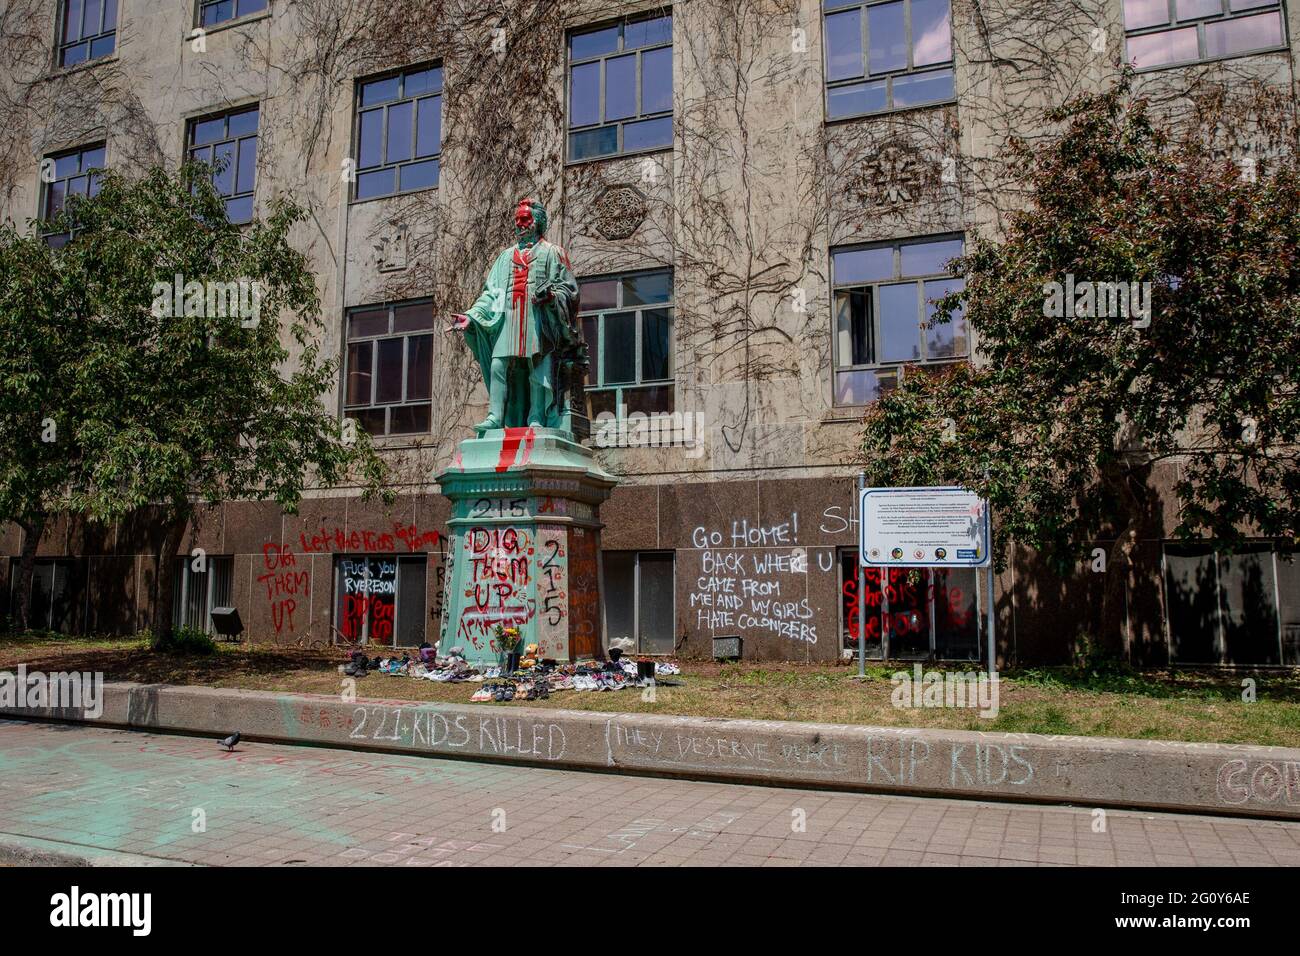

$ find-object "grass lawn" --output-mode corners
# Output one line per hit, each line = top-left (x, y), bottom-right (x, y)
(3, 631), (1300, 747)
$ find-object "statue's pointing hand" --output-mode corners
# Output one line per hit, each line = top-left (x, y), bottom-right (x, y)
(446, 313), (470, 333)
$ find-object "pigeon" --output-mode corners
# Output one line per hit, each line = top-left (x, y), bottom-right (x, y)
(218, 732), (241, 752)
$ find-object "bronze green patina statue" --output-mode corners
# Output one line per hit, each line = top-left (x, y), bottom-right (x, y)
(449, 197), (584, 435)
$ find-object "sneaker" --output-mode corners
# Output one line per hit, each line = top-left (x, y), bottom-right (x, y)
(470, 687), (492, 702)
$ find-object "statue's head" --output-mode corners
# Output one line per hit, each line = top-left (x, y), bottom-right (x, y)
(514, 197), (547, 243)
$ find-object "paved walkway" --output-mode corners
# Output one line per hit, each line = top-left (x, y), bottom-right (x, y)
(2, 719), (1298, 866)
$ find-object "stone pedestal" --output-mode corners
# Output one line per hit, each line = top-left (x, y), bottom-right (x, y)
(435, 426), (616, 667)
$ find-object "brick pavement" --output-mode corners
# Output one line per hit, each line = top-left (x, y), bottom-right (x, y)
(1, 719), (1297, 866)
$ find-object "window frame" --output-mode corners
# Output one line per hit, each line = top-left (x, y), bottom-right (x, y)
(186, 103), (260, 225)
(55, 0), (118, 69)
(830, 233), (967, 407)
(341, 298), (436, 438)
(1123, 0), (1288, 71)
(578, 268), (675, 413)
(350, 63), (444, 203)
(333, 553), (427, 647)
(603, 549), (676, 655)
(39, 142), (106, 247)
(172, 554), (234, 635)
(565, 11), (674, 163)
(194, 0), (269, 29)
(821, 0), (957, 122)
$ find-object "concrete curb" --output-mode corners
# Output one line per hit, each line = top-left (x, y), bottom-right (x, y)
(3, 681), (1300, 820)
(0, 832), (194, 867)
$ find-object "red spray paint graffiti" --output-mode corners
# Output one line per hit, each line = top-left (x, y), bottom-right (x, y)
(457, 526), (534, 651)
(260, 543), (308, 634)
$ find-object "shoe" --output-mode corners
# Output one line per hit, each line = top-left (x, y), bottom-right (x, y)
(473, 415), (502, 433)
(471, 688), (492, 702)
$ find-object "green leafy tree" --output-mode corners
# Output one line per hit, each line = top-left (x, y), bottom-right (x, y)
(860, 82), (1300, 653)
(0, 163), (389, 633)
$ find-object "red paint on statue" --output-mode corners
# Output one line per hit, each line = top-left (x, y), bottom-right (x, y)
(495, 427), (535, 472)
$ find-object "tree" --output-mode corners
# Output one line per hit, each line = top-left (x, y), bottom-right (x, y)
(859, 80), (1300, 654)
(0, 163), (389, 634)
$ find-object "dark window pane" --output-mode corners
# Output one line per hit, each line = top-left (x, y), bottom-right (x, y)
(833, 246), (893, 284)
(868, 1), (907, 73)
(625, 15), (671, 49)
(352, 408), (386, 436)
(189, 145), (210, 166)
(624, 384), (673, 415)
(392, 302), (433, 332)
(1123, 0), (1169, 28)
(238, 0), (268, 14)
(1277, 552), (1300, 665)
(348, 307), (389, 339)
(892, 67), (954, 107)
(356, 167), (394, 199)
(61, 42), (88, 67)
(66, 174), (88, 198)
(569, 125), (618, 159)
(605, 54), (637, 121)
(87, 170), (101, 196)
(202, 1), (232, 26)
(637, 553), (675, 654)
(46, 179), (66, 217)
(1219, 547), (1280, 665)
(641, 46), (672, 113)
(582, 316), (599, 380)
(835, 288), (874, 366)
(1205, 11), (1282, 57)
(225, 195), (253, 224)
(84, 0), (101, 33)
(824, 0), (860, 8)
(878, 282), (921, 362)
(579, 278), (618, 310)
(933, 568), (979, 659)
(399, 158), (439, 192)
(375, 338), (404, 404)
(406, 335), (433, 401)
(587, 388), (616, 419)
(641, 308), (672, 381)
(103, 0), (116, 28)
(358, 109), (383, 168)
(603, 552), (636, 648)
(623, 271), (671, 305)
(901, 238), (962, 276)
(570, 25), (619, 60)
(924, 277), (967, 359)
(911, 0), (952, 65)
(826, 9), (863, 81)
(415, 96), (441, 156)
(65, 0), (84, 41)
(390, 404), (431, 435)
(404, 67), (438, 96)
(1127, 26), (1199, 67)
(385, 101), (413, 164)
(1165, 546), (1218, 662)
(602, 311), (637, 384)
(235, 137), (257, 194)
(192, 116), (226, 146)
(88, 34), (114, 58)
(569, 61), (600, 127)
(213, 141), (236, 195)
(827, 79), (887, 118)
(345, 341), (373, 405)
(228, 108), (259, 137)
(623, 116), (671, 151)
(360, 75), (400, 107)
(396, 555), (427, 646)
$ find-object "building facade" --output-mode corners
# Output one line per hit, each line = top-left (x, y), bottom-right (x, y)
(2, 0), (1299, 666)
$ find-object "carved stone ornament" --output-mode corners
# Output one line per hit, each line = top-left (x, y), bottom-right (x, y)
(853, 140), (938, 208)
(592, 184), (648, 240)
(375, 222), (409, 272)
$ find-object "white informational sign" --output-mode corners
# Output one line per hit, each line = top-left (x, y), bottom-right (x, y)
(859, 486), (990, 568)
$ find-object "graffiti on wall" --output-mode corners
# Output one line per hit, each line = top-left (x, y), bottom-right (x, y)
(688, 513), (816, 644)
(260, 543), (308, 634)
(535, 527), (568, 660)
(339, 556), (398, 644)
(298, 522), (441, 554)
(457, 526), (535, 652)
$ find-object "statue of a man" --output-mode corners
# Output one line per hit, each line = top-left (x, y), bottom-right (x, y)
(449, 198), (580, 433)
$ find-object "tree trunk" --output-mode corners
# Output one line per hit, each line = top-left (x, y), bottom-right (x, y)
(151, 513), (190, 638)
(11, 514), (45, 632)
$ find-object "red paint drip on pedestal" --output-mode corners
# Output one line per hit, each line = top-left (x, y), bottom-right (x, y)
(496, 427), (535, 472)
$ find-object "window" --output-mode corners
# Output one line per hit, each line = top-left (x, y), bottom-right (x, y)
(567, 13), (673, 161)
(1163, 543), (1300, 665)
(40, 143), (105, 248)
(579, 269), (674, 418)
(198, 0), (267, 28)
(343, 299), (435, 436)
(187, 105), (259, 225)
(336, 554), (427, 647)
(831, 234), (965, 405)
(840, 552), (979, 659)
(57, 0), (117, 67)
(353, 65), (443, 200)
(172, 556), (233, 634)
(604, 551), (675, 654)
(823, 0), (955, 119)
(10, 560), (79, 633)
(1123, 0), (1286, 69)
